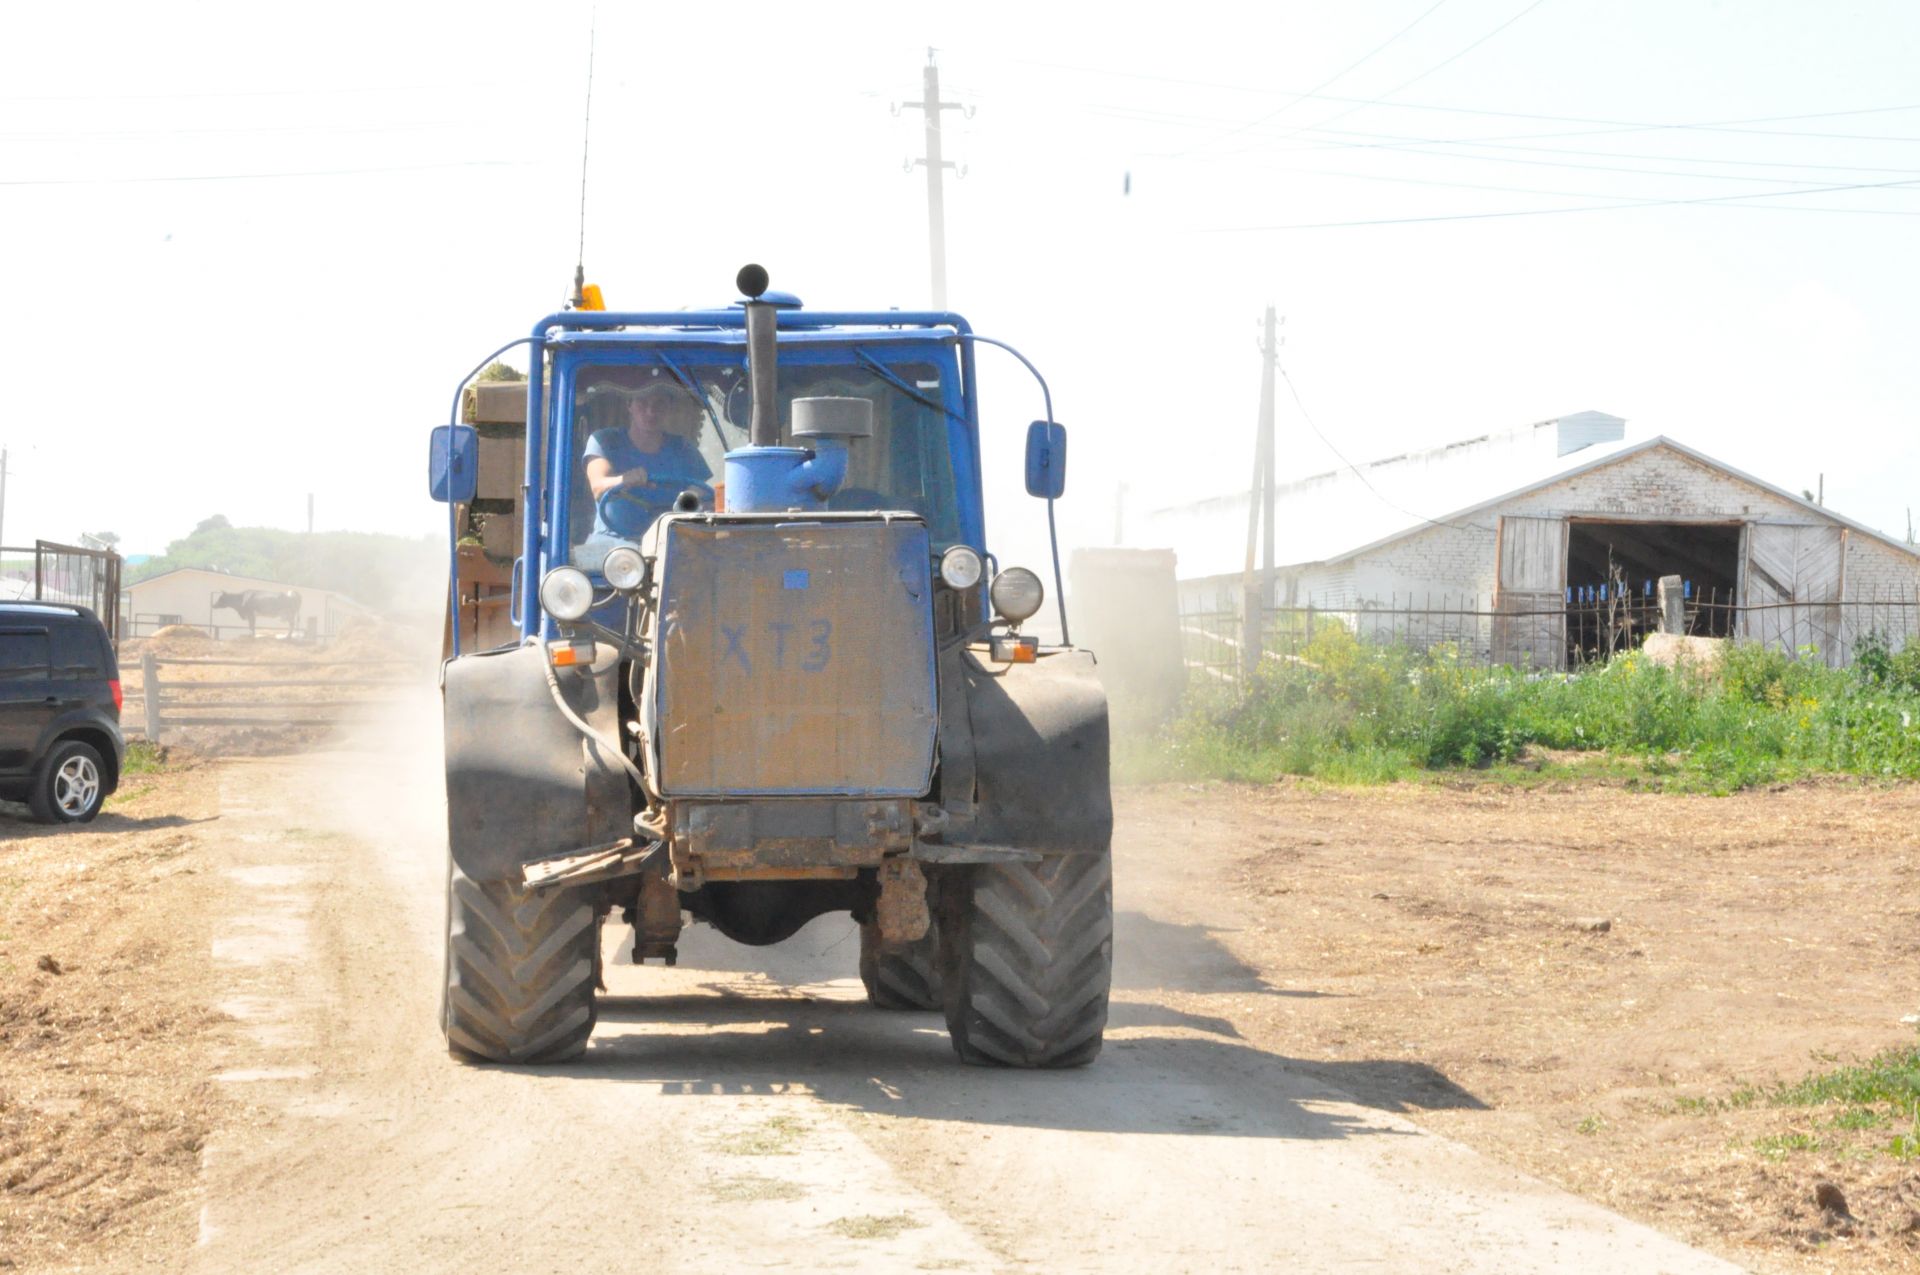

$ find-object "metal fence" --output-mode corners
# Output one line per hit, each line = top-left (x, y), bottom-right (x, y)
(1181, 587), (1920, 683)
(1, 541), (122, 640)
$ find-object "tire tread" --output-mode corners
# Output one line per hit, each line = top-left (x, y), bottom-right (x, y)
(943, 853), (1112, 1069)
(443, 862), (597, 1063)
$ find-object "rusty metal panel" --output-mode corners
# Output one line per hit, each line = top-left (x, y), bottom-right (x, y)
(651, 517), (937, 796)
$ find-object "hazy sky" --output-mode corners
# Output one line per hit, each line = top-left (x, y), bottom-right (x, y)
(5, 1), (1918, 578)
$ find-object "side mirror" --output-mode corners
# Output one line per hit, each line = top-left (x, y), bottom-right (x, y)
(429, 424), (479, 503)
(1024, 420), (1067, 500)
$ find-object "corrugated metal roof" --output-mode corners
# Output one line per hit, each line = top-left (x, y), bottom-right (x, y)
(1140, 411), (1632, 579)
(1138, 423), (1920, 581)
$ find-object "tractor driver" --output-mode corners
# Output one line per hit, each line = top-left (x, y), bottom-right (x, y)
(582, 377), (713, 542)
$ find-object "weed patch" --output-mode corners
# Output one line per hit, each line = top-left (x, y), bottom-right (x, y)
(711, 1173), (806, 1202)
(1131, 627), (1920, 790)
(717, 1115), (809, 1156)
(121, 742), (167, 776)
(826, 1213), (924, 1241)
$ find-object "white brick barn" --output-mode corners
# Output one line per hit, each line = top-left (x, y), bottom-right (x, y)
(1142, 413), (1920, 669)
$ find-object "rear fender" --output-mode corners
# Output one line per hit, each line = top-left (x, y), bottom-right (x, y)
(442, 643), (631, 883)
(947, 646), (1111, 856)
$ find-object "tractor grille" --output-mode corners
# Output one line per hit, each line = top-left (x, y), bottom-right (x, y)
(649, 515), (938, 797)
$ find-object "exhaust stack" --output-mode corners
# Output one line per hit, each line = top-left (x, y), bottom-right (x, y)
(723, 265), (871, 512)
(738, 264), (779, 448)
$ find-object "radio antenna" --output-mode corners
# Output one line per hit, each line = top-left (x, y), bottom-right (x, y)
(570, 5), (597, 307)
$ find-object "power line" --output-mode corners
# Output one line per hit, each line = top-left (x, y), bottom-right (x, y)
(1278, 0), (1554, 145)
(1105, 103), (1920, 192)
(1013, 54), (1920, 144)
(0, 158), (529, 187)
(1258, 124), (1920, 179)
(1274, 359), (1473, 533)
(1206, 174), (1920, 230)
(1172, 0), (1453, 158)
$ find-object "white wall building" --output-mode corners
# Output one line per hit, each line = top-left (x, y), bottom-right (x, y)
(1140, 412), (1920, 668)
(124, 568), (372, 640)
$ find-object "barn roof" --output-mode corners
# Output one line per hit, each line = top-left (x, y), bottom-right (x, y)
(1143, 430), (1919, 581)
(126, 566), (372, 609)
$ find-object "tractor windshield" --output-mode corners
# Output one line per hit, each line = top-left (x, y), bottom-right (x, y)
(565, 355), (964, 569)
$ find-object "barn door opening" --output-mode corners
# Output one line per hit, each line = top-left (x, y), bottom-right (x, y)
(1494, 516), (1567, 670)
(1742, 523), (1846, 662)
(1563, 520), (1742, 662)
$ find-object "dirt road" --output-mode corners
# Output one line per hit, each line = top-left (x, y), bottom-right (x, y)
(124, 703), (1739, 1275)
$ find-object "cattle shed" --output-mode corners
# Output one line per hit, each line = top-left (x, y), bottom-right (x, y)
(1142, 414), (1920, 669)
(124, 568), (372, 641)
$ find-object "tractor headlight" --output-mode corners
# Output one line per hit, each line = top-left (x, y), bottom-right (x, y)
(939, 545), (984, 591)
(539, 566), (595, 622)
(989, 566), (1044, 624)
(603, 546), (646, 592)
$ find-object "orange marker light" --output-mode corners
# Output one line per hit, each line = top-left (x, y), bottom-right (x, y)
(579, 283), (606, 311)
(549, 641), (594, 667)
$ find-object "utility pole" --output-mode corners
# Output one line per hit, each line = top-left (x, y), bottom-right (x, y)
(1238, 306), (1279, 680)
(0, 446), (8, 550)
(902, 49), (966, 309)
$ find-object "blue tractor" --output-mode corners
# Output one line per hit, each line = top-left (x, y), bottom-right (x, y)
(429, 266), (1112, 1067)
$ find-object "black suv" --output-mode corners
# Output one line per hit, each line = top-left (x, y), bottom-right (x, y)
(0, 603), (125, 824)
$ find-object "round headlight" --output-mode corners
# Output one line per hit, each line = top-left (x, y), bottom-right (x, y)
(603, 546), (646, 592)
(539, 566), (595, 622)
(939, 545), (984, 591)
(990, 566), (1045, 624)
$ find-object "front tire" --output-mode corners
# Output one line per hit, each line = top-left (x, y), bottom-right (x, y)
(939, 853), (1113, 1068)
(443, 859), (598, 1063)
(29, 741), (106, 825)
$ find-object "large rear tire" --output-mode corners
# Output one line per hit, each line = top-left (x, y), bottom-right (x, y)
(442, 859), (599, 1063)
(859, 919), (941, 1011)
(939, 853), (1113, 1068)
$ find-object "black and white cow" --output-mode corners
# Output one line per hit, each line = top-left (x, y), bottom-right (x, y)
(212, 589), (302, 636)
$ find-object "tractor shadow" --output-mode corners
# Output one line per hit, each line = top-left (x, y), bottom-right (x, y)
(565, 909), (1483, 1141)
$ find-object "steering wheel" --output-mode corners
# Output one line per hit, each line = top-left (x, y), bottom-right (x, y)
(596, 477), (716, 539)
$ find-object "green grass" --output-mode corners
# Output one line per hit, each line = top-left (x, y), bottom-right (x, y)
(121, 741), (167, 776)
(1125, 624), (1920, 792)
(1753, 1132), (1821, 1159)
(1681, 1041), (1920, 1162)
(1768, 1043), (1920, 1114)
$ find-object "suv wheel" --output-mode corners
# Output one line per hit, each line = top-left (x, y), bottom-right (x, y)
(30, 741), (107, 825)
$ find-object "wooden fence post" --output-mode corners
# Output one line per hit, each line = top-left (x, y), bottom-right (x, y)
(141, 651), (163, 744)
(1657, 575), (1685, 635)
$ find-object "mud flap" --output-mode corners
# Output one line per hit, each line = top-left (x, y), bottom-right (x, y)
(949, 647), (1111, 856)
(442, 643), (631, 883)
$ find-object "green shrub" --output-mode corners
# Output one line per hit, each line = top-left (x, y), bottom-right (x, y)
(1128, 629), (1920, 790)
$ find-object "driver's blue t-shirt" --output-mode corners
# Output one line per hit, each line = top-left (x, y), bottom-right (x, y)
(584, 428), (712, 538)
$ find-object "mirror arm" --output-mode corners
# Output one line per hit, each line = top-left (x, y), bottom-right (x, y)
(957, 334), (1070, 646)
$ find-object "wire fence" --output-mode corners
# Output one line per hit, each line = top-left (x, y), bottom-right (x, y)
(1180, 587), (1920, 683)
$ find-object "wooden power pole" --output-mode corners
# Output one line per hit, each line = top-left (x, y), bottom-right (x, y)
(903, 50), (965, 309)
(1239, 306), (1279, 680)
